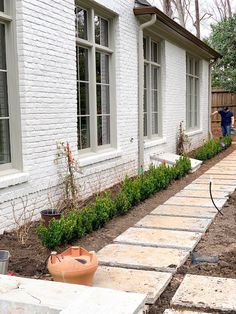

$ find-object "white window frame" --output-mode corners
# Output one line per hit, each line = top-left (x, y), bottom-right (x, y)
(0, 0), (22, 173)
(186, 54), (200, 131)
(143, 36), (161, 139)
(75, 2), (116, 153)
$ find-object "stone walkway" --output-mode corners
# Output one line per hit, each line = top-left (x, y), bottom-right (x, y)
(1, 150), (236, 314)
(93, 149), (236, 312)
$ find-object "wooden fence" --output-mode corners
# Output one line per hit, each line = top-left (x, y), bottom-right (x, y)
(211, 88), (236, 138)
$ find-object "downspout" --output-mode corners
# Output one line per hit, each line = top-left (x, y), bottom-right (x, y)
(208, 58), (218, 139)
(138, 14), (156, 173)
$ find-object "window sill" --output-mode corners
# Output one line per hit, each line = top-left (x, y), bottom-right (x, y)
(144, 137), (167, 149)
(78, 149), (122, 167)
(0, 170), (29, 189)
(186, 129), (203, 137)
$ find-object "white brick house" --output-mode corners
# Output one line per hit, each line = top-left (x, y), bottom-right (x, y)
(0, 0), (220, 234)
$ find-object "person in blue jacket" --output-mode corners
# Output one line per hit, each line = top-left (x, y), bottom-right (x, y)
(212, 106), (234, 137)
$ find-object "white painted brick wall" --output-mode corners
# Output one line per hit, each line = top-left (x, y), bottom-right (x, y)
(0, 0), (210, 234)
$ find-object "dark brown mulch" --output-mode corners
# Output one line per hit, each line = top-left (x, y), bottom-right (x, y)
(0, 145), (235, 287)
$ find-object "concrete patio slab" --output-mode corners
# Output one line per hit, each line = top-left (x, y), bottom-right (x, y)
(164, 310), (211, 314)
(194, 178), (236, 185)
(151, 205), (217, 219)
(184, 183), (235, 193)
(135, 215), (211, 233)
(164, 196), (226, 208)
(114, 227), (202, 250)
(93, 266), (172, 304)
(150, 153), (202, 173)
(199, 174), (236, 180)
(97, 243), (189, 273)
(0, 275), (147, 314)
(171, 274), (236, 312)
(175, 189), (229, 199)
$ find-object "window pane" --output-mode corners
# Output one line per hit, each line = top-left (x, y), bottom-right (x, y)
(75, 7), (88, 40)
(0, 0), (4, 12)
(97, 85), (110, 115)
(144, 113), (147, 136)
(78, 82), (89, 115)
(152, 66), (158, 90)
(195, 61), (199, 77)
(152, 113), (158, 135)
(95, 15), (108, 47)
(144, 89), (147, 112)
(97, 115), (110, 146)
(152, 90), (158, 113)
(151, 41), (158, 63)
(143, 37), (148, 60)
(144, 64), (147, 88)
(78, 116), (90, 150)
(96, 52), (109, 84)
(0, 119), (11, 164)
(0, 71), (8, 117)
(0, 24), (6, 70)
(78, 47), (89, 81)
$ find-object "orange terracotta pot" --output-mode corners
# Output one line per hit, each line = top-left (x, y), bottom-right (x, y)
(47, 246), (98, 286)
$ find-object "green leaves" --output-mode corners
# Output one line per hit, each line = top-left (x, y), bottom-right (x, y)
(194, 136), (232, 161)
(208, 15), (236, 92)
(37, 157), (192, 249)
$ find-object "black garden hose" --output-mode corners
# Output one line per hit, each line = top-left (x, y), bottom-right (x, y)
(209, 181), (223, 216)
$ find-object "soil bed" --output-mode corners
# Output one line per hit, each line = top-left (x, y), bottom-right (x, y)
(0, 146), (235, 302)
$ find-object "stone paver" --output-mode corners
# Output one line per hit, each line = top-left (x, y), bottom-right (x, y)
(93, 266), (172, 304)
(97, 243), (189, 273)
(184, 183), (235, 193)
(171, 274), (236, 312)
(135, 215), (211, 233)
(164, 196), (226, 208)
(199, 173), (236, 180)
(194, 178), (236, 186)
(164, 310), (211, 314)
(114, 227), (202, 250)
(151, 205), (217, 219)
(175, 189), (228, 199)
(0, 275), (147, 314)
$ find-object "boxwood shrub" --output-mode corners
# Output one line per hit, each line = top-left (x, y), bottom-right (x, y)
(194, 136), (232, 161)
(37, 156), (191, 249)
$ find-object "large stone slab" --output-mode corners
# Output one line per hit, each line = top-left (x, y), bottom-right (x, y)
(114, 227), (202, 250)
(150, 152), (202, 173)
(164, 310), (211, 314)
(184, 183), (235, 193)
(175, 189), (229, 199)
(151, 205), (217, 219)
(0, 275), (146, 314)
(171, 274), (236, 312)
(97, 243), (189, 273)
(199, 173), (236, 180)
(164, 196), (226, 208)
(194, 178), (236, 186)
(135, 215), (211, 233)
(93, 266), (172, 304)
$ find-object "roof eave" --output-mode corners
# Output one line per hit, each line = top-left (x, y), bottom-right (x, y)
(134, 6), (222, 60)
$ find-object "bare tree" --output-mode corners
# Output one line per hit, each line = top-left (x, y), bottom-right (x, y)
(195, 0), (200, 38)
(207, 0), (233, 22)
(162, 0), (173, 18)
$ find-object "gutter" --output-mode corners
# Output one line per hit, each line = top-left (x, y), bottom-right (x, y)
(208, 58), (218, 139)
(138, 14), (157, 173)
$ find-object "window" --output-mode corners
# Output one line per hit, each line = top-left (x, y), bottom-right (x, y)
(143, 37), (161, 138)
(0, 1), (14, 168)
(75, 4), (113, 151)
(186, 55), (199, 130)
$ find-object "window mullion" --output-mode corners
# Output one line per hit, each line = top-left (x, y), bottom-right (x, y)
(89, 8), (97, 152)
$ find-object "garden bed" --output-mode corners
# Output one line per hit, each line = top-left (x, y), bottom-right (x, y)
(0, 145), (235, 280)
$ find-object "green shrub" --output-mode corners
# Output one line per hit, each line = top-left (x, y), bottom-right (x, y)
(122, 176), (141, 206)
(115, 191), (131, 215)
(194, 137), (232, 161)
(37, 156), (192, 249)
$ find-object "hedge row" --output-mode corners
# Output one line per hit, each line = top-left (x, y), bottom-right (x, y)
(37, 156), (191, 249)
(194, 136), (232, 161)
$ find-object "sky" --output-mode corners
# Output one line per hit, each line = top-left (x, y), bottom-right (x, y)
(149, 0), (236, 39)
